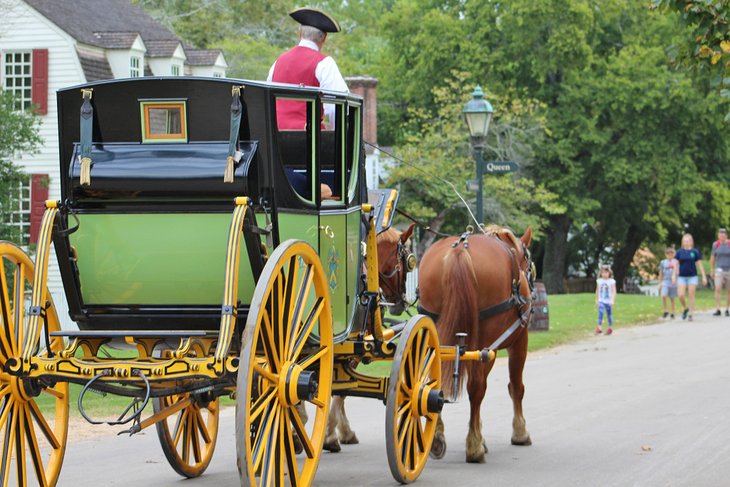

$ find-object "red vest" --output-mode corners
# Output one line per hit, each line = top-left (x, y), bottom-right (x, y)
(272, 46), (327, 130)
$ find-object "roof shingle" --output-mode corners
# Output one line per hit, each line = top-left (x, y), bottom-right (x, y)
(25, 0), (178, 48)
(76, 49), (114, 81)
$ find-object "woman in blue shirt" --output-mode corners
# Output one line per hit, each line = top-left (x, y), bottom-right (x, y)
(673, 233), (708, 321)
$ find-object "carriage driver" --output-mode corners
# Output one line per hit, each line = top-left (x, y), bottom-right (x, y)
(267, 7), (348, 130)
(267, 7), (348, 200)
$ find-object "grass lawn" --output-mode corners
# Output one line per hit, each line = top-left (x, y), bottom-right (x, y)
(359, 287), (717, 377)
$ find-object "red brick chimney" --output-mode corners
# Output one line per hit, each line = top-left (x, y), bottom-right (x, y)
(346, 76), (378, 148)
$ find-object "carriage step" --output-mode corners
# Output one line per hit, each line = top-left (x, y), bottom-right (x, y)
(50, 330), (218, 338)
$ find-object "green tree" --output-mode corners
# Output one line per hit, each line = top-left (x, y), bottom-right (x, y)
(652, 0), (730, 118)
(385, 73), (563, 255)
(0, 90), (41, 241)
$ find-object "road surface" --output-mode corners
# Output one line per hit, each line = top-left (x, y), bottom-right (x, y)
(58, 312), (730, 486)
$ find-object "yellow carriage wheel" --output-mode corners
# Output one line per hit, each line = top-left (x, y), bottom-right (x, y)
(236, 240), (333, 487)
(153, 344), (219, 478)
(385, 315), (442, 484)
(0, 242), (69, 487)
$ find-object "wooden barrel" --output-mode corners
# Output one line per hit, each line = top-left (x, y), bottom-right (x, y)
(530, 282), (549, 331)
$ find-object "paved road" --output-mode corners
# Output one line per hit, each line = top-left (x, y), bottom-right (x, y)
(58, 313), (730, 486)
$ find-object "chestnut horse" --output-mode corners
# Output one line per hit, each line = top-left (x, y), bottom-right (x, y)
(322, 223), (416, 452)
(418, 226), (533, 463)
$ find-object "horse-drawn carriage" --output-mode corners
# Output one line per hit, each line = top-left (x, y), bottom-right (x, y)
(0, 76), (531, 487)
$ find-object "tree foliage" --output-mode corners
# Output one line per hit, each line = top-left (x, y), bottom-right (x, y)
(0, 90), (41, 241)
(652, 0), (730, 119)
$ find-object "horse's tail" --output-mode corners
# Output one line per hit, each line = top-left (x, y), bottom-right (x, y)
(438, 244), (479, 399)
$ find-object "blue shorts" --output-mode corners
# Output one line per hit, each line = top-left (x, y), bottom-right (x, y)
(676, 275), (698, 286)
(661, 284), (677, 298)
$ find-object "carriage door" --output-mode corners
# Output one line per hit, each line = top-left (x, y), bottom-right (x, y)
(318, 101), (362, 339)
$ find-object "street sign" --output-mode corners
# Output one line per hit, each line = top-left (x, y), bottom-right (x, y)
(480, 160), (519, 173)
(466, 179), (479, 192)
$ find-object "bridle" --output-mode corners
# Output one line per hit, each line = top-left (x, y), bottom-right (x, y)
(379, 238), (416, 306)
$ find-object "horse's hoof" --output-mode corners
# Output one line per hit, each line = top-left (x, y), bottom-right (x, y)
(340, 431), (359, 445)
(428, 442), (446, 460)
(429, 435), (446, 460)
(465, 452), (486, 464)
(511, 435), (532, 446)
(465, 440), (487, 463)
(323, 439), (341, 453)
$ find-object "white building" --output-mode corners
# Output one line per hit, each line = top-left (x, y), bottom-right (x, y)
(2, 0), (227, 327)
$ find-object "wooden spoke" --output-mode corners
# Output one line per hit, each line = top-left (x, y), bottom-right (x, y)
(154, 383), (219, 478)
(282, 410), (300, 487)
(285, 264), (313, 358)
(251, 398), (278, 473)
(288, 407), (315, 459)
(249, 388), (277, 424)
(237, 240), (333, 487)
(260, 313), (280, 372)
(386, 315), (441, 484)
(28, 400), (60, 450)
(1, 403), (16, 486)
(288, 298), (323, 363)
(23, 405), (49, 487)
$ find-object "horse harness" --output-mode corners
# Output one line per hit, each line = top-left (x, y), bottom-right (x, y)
(418, 231), (533, 350)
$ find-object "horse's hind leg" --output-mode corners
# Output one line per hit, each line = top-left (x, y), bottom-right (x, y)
(465, 362), (490, 463)
(429, 414), (446, 459)
(323, 397), (342, 452)
(335, 397), (359, 444)
(508, 331), (532, 446)
(293, 402), (308, 454)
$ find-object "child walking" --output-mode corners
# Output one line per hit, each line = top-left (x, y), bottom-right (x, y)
(658, 247), (678, 319)
(595, 265), (617, 335)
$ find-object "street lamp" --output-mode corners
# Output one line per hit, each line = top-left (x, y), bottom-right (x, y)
(463, 85), (493, 225)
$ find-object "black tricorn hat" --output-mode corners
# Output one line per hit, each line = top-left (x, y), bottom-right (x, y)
(289, 7), (341, 33)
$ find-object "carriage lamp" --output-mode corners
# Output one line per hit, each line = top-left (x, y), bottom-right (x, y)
(463, 85), (494, 224)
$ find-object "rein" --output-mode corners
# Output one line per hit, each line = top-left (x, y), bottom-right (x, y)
(395, 208), (451, 238)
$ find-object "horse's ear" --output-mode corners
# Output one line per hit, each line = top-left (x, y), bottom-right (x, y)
(401, 223), (416, 243)
(521, 226), (533, 247)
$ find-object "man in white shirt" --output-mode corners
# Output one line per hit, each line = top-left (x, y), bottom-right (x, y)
(267, 7), (348, 129)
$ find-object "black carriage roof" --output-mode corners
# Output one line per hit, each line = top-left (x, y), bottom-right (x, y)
(56, 76), (363, 206)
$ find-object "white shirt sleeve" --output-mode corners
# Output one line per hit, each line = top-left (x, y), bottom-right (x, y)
(315, 56), (348, 92)
(266, 61), (276, 82)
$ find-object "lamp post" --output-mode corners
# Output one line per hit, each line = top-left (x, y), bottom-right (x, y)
(463, 85), (493, 225)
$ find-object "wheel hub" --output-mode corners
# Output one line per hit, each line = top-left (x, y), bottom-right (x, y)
(411, 381), (444, 417)
(278, 361), (318, 406)
(7, 375), (36, 402)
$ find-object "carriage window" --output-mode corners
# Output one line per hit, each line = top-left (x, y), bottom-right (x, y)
(140, 101), (187, 143)
(346, 104), (361, 203)
(275, 96), (316, 203)
(320, 101), (345, 206)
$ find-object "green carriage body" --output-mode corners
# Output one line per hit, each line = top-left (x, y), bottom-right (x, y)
(54, 77), (366, 338)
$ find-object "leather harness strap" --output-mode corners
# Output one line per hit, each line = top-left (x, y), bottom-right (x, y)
(79, 88), (94, 186)
(224, 85), (244, 183)
(418, 232), (532, 338)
